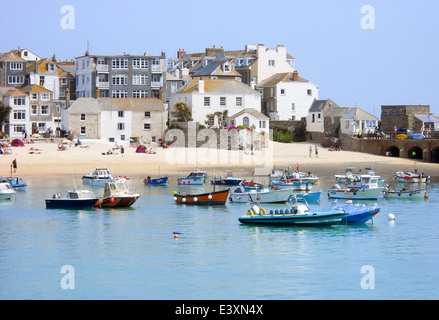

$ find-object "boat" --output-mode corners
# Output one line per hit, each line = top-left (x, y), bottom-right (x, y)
(82, 168), (117, 186)
(335, 168), (385, 187)
(0, 182), (16, 200)
(383, 186), (428, 199)
(143, 176), (169, 185)
(335, 167), (358, 183)
(394, 171), (430, 183)
(177, 169), (208, 185)
(211, 171), (242, 186)
(411, 133), (425, 140)
(241, 180), (264, 191)
(282, 171), (319, 185)
(174, 188), (230, 205)
(45, 189), (98, 209)
(0, 176), (27, 190)
(328, 175), (384, 200)
(96, 180), (140, 207)
(238, 197), (346, 226)
(230, 186), (295, 203)
(331, 201), (381, 224)
(271, 179), (313, 189)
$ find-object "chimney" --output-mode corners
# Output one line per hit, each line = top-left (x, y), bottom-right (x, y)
(177, 48), (186, 58)
(198, 78), (204, 93)
(292, 71), (299, 81)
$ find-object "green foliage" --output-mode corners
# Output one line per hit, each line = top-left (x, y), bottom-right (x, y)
(0, 101), (12, 127)
(174, 102), (193, 122)
(271, 123), (307, 143)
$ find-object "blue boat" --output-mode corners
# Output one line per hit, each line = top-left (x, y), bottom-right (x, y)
(45, 189), (98, 209)
(143, 176), (169, 185)
(331, 202), (380, 224)
(1, 176), (27, 190)
(238, 198), (346, 226)
(211, 171), (242, 186)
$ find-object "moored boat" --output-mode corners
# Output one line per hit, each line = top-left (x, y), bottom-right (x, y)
(238, 197), (346, 226)
(394, 171), (430, 183)
(328, 174), (384, 200)
(211, 171), (242, 186)
(0, 182), (16, 200)
(45, 189), (98, 209)
(177, 169), (208, 185)
(82, 168), (117, 186)
(174, 188), (230, 205)
(230, 186), (295, 203)
(1, 176), (27, 190)
(96, 180), (140, 207)
(331, 201), (380, 224)
(143, 176), (169, 185)
(383, 186), (428, 199)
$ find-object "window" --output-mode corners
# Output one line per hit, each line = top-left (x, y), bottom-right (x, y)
(112, 75), (128, 85)
(8, 76), (24, 84)
(151, 74), (161, 82)
(60, 88), (66, 97)
(243, 117), (249, 127)
(291, 103), (295, 111)
(13, 124), (26, 133)
(97, 58), (108, 66)
(259, 120), (266, 129)
(223, 63), (230, 72)
(81, 127), (86, 135)
(41, 106), (49, 115)
(318, 113), (321, 119)
(112, 90), (128, 98)
(13, 97), (25, 105)
(220, 97), (226, 106)
(61, 78), (68, 85)
(151, 90), (160, 98)
(121, 135), (125, 141)
(144, 112), (151, 117)
(307, 89), (312, 96)
(204, 97), (210, 107)
(312, 114), (315, 123)
(39, 76), (45, 86)
(10, 62), (23, 70)
(144, 123), (151, 130)
(152, 58), (160, 65)
(13, 110), (26, 120)
(132, 74), (148, 85)
(30, 93), (37, 100)
(80, 114), (86, 121)
(31, 105), (38, 115)
(112, 58), (128, 69)
(268, 60), (275, 67)
(236, 97), (242, 107)
(151, 136), (156, 143)
(47, 64), (55, 72)
(132, 90), (148, 98)
(132, 58), (148, 69)
(118, 111), (124, 118)
(117, 123), (125, 131)
(291, 115), (296, 120)
(41, 93), (50, 100)
(280, 89), (286, 95)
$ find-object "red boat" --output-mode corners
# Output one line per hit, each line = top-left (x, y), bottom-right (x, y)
(174, 188), (230, 205)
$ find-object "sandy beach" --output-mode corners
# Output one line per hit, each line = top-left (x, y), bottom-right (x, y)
(1, 140), (438, 179)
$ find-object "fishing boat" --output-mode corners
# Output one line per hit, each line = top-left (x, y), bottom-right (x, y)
(177, 169), (208, 185)
(334, 167), (357, 183)
(383, 186), (428, 199)
(282, 171), (319, 185)
(238, 197), (346, 226)
(82, 168), (117, 186)
(271, 179), (313, 189)
(211, 171), (242, 186)
(0, 176), (27, 190)
(174, 188), (230, 205)
(45, 189), (98, 209)
(394, 171), (430, 183)
(143, 176), (169, 185)
(0, 182), (16, 200)
(328, 175), (384, 200)
(331, 201), (381, 224)
(335, 168), (385, 187)
(96, 180), (140, 207)
(241, 180), (264, 191)
(230, 186), (295, 203)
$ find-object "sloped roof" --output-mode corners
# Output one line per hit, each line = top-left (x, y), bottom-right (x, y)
(26, 58), (60, 76)
(256, 72), (310, 87)
(21, 84), (52, 93)
(309, 100), (328, 112)
(192, 61), (241, 77)
(68, 98), (165, 114)
(0, 51), (25, 62)
(341, 107), (378, 121)
(414, 114), (439, 123)
(174, 79), (260, 95)
(230, 108), (269, 120)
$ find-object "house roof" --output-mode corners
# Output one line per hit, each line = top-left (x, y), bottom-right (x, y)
(256, 72), (310, 87)
(414, 114), (439, 123)
(21, 84), (52, 93)
(174, 79), (260, 95)
(341, 107), (378, 121)
(0, 51), (26, 62)
(26, 58), (61, 76)
(308, 99), (341, 113)
(9, 89), (27, 96)
(192, 61), (241, 77)
(230, 108), (269, 120)
(68, 98), (165, 114)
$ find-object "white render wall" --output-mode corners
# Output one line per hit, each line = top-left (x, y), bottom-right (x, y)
(274, 81), (319, 120)
(306, 112), (324, 133)
(100, 110), (133, 143)
(75, 56), (93, 98)
(256, 45), (295, 84)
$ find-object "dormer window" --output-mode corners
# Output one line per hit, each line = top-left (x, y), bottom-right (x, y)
(48, 64), (55, 72)
(223, 63), (230, 72)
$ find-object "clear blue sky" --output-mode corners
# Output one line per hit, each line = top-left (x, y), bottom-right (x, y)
(1, 0), (438, 116)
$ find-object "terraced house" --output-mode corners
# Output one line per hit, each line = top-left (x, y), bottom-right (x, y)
(75, 51), (167, 100)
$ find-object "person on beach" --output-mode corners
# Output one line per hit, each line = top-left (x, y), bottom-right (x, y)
(315, 146), (318, 158)
(11, 159), (17, 172)
(309, 146), (312, 158)
(121, 146), (124, 158)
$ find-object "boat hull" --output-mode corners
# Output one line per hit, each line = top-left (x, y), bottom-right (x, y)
(238, 211), (346, 226)
(45, 198), (98, 209)
(177, 177), (204, 185)
(175, 189), (230, 205)
(334, 204), (380, 224)
(230, 187), (295, 203)
(0, 192), (15, 200)
(211, 178), (242, 186)
(98, 195), (140, 207)
(144, 177), (169, 185)
(328, 187), (384, 200)
(384, 189), (427, 199)
(396, 177), (428, 183)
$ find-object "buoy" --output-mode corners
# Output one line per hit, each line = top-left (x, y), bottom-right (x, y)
(174, 234), (178, 239)
(94, 201), (99, 206)
(208, 195), (212, 199)
(193, 197), (198, 202)
(182, 198), (186, 202)
(256, 196), (260, 200)
(110, 197), (115, 203)
(388, 213), (395, 221)
(173, 197), (177, 201)
(424, 193), (429, 199)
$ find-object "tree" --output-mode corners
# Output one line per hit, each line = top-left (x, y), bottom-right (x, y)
(205, 110), (228, 127)
(173, 102), (193, 122)
(0, 101), (12, 134)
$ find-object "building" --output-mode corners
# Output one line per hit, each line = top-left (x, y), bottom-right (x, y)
(340, 107), (379, 136)
(169, 79), (262, 127)
(380, 105), (437, 134)
(306, 99), (345, 135)
(0, 51), (27, 88)
(64, 98), (166, 145)
(0, 86), (28, 138)
(256, 71), (318, 120)
(228, 108), (269, 134)
(75, 52), (167, 100)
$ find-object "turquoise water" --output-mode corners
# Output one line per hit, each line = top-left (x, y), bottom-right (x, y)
(1, 174), (438, 300)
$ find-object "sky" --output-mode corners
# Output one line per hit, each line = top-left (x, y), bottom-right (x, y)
(1, 0), (438, 117)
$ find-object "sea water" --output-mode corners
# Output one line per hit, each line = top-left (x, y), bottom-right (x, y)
(1, 174), (438, 300)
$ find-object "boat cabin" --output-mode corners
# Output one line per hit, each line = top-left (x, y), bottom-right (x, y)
(103, 180), (130, 197)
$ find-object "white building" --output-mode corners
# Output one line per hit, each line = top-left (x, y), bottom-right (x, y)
(169, 78), (262, 126)
(340, 107), (379, 136)
(256, 71), (319, 120)
(229, 108), (269, 135)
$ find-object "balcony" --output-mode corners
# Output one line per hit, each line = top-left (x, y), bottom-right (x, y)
(97, 81), (109, 89)
(96, 64), (109, 72)
(151, 65), (163, 73)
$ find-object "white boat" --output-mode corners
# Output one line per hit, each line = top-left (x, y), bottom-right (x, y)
(177, 168), (208, 185)
(230, 186), (296, 203)
(328, 175), (384, 200)
(383, 187), (428, 199)
(271, 180), (313, 190)
(82, 168), (117, 186)
(0, 182), (16, 200)
(394, 171), (430, 183)
(97, 180), (140, 207)
(269, 169), (319, 184)
(336, 168), (385, 187)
